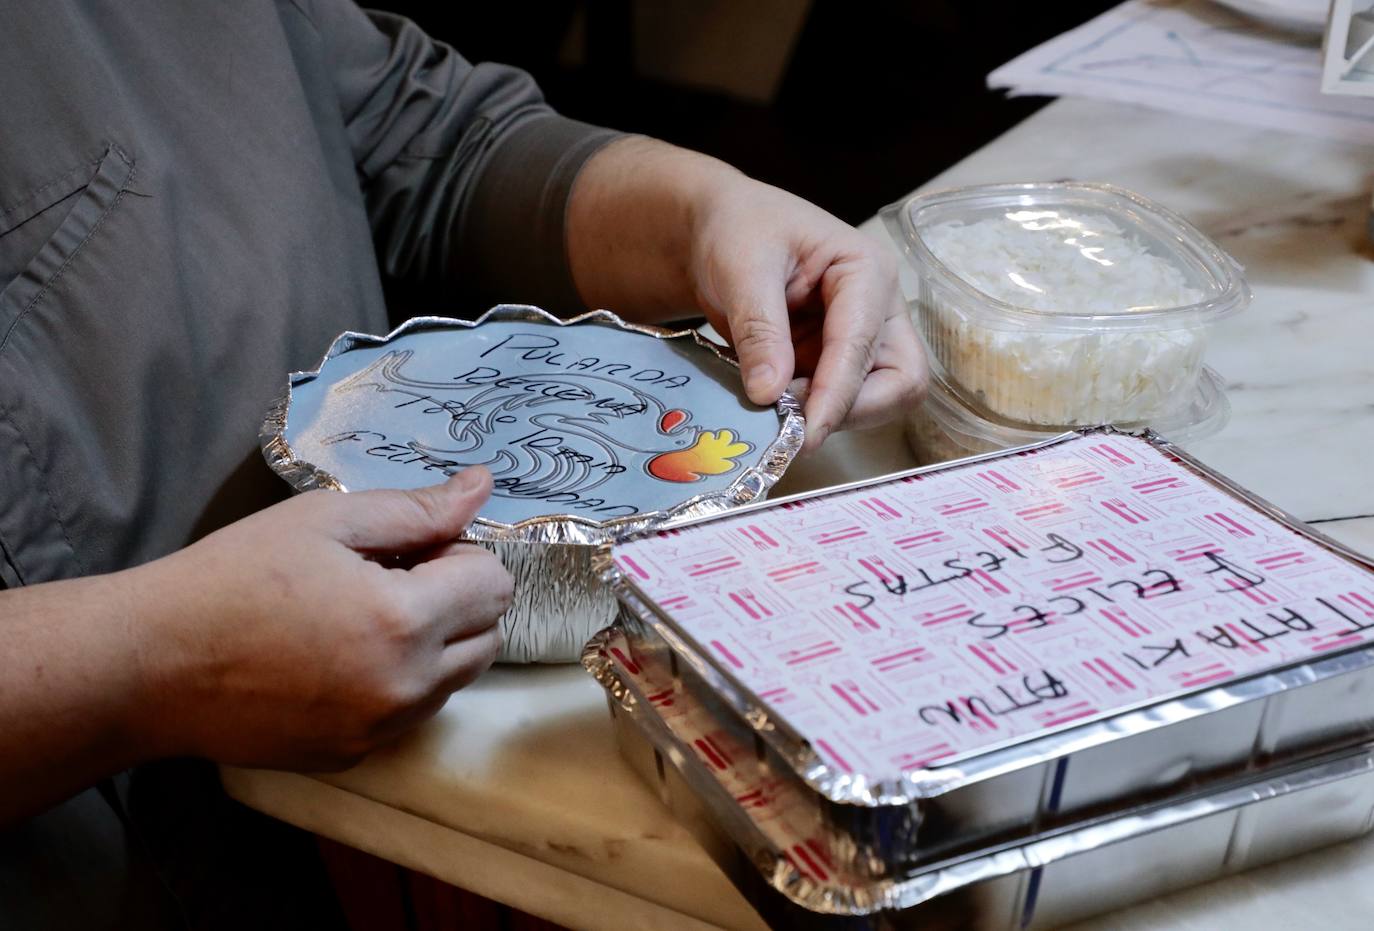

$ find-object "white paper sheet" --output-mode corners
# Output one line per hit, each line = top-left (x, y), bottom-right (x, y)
(989, 0), (1374, 145)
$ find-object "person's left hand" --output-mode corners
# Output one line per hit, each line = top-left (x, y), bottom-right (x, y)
(567, 138), (928, 452)
(686, 174), (928, 451)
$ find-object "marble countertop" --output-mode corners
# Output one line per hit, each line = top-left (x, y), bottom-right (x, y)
(222, 96), (1374, 930)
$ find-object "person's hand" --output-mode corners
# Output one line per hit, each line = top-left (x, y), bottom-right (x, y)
(688, 174), (928, 450)
(566, 137), (928, 452)
(130, 467), (512, 771)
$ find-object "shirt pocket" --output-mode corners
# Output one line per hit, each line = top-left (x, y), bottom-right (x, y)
(0, 142), (137, 584)
(0, 143), (136, 342)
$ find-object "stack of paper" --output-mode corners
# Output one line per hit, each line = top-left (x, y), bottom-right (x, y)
(989, 0), (1374, 145)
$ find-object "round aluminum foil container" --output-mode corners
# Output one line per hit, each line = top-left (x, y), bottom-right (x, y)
(261, 305), (804, 663)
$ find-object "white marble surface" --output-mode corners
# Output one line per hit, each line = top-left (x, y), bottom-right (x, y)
(223, 97), (1374, 930)
(861, 97), (1374, 523)
(1322, 516), (1374, 554)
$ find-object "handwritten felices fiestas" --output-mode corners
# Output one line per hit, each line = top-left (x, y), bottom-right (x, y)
(283, 317), (786, 525)
(614, 433), (1374, 779)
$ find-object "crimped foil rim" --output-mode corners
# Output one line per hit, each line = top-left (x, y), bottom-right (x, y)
(261, 304), (805, 546)
(599, 426), (1374, 808)
(584, 625), (1374, 916)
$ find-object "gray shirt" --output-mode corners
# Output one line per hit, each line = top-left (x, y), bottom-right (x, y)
(0, 1), (618, 924)
(0, 0), (618, 585)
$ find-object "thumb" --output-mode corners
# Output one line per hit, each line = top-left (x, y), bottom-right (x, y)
(713, 264), (795, 406)
(332, 467), (493, 554)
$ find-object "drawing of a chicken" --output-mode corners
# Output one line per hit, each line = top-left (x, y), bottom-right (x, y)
(646, 410), (753, 483)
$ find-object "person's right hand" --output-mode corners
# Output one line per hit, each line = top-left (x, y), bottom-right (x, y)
(130, 467), (512, 772)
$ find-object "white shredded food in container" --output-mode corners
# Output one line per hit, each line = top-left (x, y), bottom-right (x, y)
(918, 212), (1208, 425)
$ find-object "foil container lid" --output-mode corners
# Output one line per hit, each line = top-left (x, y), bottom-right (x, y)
(261, 305), (804, 544)
(603, 427), (1374, 806)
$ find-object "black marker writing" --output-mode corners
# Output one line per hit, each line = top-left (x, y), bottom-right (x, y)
(555, 448), (627, 475)
(476, 332), (691, 389)
(1040, 533), (1085, 564)
(490, 476), (639, 515)
(1200, 551), (1266, 593)
(1196, 608), (1317, 650)
(1316, 596), (1374, 637)
(1122, 637), (1191, 670)
(967, 604), (1053, 641)
(918, 670), (1070, 728)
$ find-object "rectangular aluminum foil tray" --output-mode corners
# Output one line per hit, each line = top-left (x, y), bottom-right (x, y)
(585, 626), (1374, 930)
(596, 429), (1374, 872)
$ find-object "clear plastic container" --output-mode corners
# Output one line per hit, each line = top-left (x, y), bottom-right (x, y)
(907, 367), (1231, 466)
(881, 182), (1249, 427)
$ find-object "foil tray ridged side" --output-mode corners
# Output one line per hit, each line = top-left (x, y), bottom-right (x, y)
(596, 425), (1374, 863)
(261, 304), (804, 663)
(584, 626), (1374, 928)
(483, 540), (616, 664)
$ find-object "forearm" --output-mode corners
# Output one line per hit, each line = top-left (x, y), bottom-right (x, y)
(0, 570), (162, 822)
(566, 136), (745, 323)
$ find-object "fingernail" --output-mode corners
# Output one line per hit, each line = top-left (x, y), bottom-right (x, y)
(747, 363), (776, 395)
(807, 421), (830, 450)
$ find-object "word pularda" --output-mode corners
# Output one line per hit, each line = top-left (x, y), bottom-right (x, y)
(478, 331), (692, 388)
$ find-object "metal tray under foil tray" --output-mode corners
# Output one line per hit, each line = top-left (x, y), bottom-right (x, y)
(586, 627), (1374, 930)
(599, 429), (1374, 872)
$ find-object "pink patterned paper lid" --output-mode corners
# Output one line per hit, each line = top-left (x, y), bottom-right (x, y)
(613, 432), (1374, 787)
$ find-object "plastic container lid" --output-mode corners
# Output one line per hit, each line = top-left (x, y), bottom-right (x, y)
(881, 182), (1249, 428)
(884, 181), (1250, 330)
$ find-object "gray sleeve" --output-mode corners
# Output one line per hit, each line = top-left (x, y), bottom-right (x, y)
(295, 1), (623, 311)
